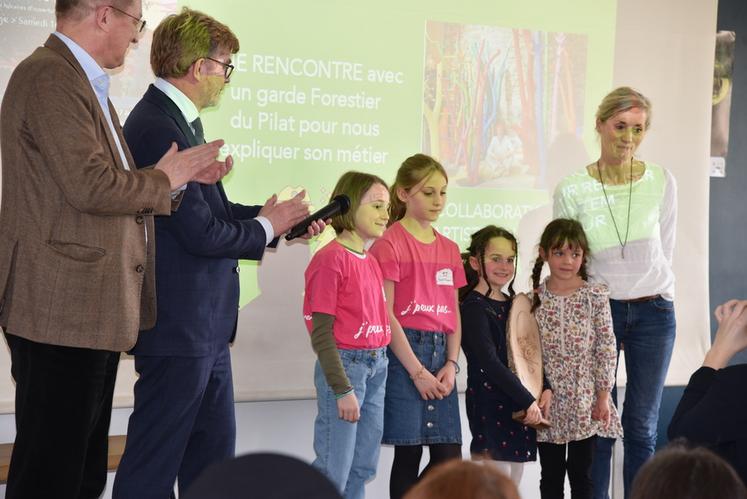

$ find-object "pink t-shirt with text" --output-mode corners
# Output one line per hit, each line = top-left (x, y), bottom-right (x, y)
(304, 241), (391, 350)
(369, 222), (466, 333)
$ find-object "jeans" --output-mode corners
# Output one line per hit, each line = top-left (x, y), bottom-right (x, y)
(313, 348), (388, 499)
(591, 297), (676, 499)
(538, 436), (596, 499)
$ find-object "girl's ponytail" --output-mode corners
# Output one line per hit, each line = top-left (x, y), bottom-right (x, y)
(530, 257), (544, 312)
(459, 251), (480, 303)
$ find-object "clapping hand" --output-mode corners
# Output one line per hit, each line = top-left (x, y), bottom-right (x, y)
(155, 140), (230, 190)
(705, 299), (747, 369)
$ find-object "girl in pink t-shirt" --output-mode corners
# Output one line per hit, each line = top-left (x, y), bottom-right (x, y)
(369, 154), (466, 499)
(303, 171), (392, 499)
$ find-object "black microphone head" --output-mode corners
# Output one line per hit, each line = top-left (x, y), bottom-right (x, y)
(333, 194), (351, 215)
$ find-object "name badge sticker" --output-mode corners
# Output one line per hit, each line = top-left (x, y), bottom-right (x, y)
(436, 268), (453, 286)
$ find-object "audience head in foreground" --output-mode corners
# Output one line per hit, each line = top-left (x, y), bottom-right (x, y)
(403, 460), (520, 499)
(630, 442), (747, 499)
(182, 453), (342, 499)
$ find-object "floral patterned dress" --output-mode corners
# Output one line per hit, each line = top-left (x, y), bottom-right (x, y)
(534, 280), (623, 444)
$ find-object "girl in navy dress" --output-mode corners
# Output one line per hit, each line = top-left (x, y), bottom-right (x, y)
(460, 225), (552, 485)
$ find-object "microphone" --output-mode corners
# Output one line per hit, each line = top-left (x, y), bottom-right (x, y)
(285, 194), (351, 240)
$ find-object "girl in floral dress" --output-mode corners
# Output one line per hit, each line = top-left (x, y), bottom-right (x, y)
(530, 219), (623, 499)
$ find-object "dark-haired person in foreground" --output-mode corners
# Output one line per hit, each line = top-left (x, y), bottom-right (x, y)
(112, 8), (323, 499)
(668, 299), (747, 486)
(0, 0), (231, 497)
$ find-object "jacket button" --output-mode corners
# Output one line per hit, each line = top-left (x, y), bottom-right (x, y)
(135, 264), (144, 273)
(135, 215), (144, 224)
(232, 266), (240, 274)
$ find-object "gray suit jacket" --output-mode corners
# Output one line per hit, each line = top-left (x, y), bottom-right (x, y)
(0, 34), (174, 351)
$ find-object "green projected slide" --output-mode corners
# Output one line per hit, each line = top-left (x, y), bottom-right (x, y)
(179, 0), (617, 306)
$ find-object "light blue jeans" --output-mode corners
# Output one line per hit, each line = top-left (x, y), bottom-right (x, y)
(313, 348), (388, 499)
(591, 297), (676, 499)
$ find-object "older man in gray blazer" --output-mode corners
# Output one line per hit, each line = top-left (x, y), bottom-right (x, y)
(0, 1), (245, 497)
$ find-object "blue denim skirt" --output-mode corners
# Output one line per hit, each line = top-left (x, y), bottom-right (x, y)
(382, 328), (462, 445)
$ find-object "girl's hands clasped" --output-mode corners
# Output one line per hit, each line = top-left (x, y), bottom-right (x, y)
(411, 366), (448, 400)
(522, 401), (543, 426)
(337, 391), (361, 422)
(435, 361), (457, 396)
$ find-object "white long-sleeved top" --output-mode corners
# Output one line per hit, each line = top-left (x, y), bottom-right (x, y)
(553, 162), (677, 301)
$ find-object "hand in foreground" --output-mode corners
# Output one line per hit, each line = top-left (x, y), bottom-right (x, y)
(538, 388), (553, 419)
(705, 299), (747, 369)
(259, 190), (310, 235)
(337, 391), (360, 423)
(591, 392), (611, 429)
(435, 362), (457, 395)
(412, 367), (447, 401)
(155, 140), (228, 190)
(522, 401), (543, 426)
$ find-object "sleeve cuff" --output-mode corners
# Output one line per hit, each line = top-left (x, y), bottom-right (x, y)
(254, 216), (274, 246)
(335, 387), (355, 398)
(170, 183), (187, 200)
(692, 366), (717, 384)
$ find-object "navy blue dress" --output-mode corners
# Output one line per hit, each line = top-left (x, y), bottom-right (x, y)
(461, 291), (537, 462)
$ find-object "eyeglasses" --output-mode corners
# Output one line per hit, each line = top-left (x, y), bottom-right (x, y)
(205, 57), (235, 80)
(108, 4), (146, 33)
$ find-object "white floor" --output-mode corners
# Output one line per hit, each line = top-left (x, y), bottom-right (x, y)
(0, 394), (624, 498)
